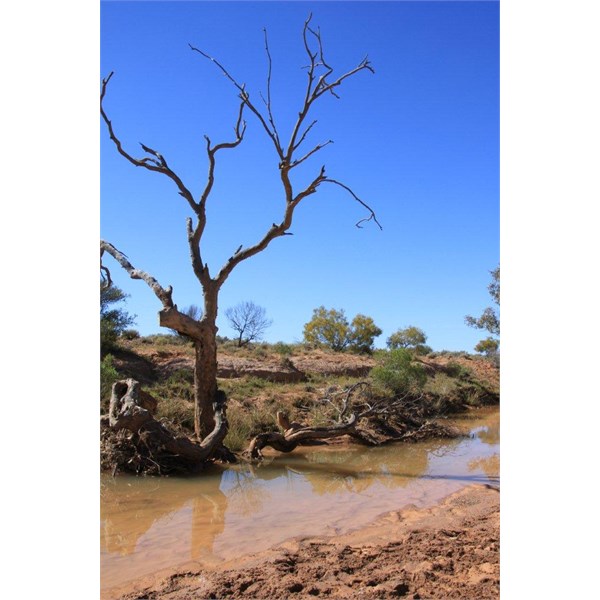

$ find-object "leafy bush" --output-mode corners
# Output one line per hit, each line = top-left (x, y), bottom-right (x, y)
(101, 284), (136, 353)
(475, 337), (499, 356)
(141, 333), (187, 346)
(370, 348), (427, 395)
(100, 354), (120, 411)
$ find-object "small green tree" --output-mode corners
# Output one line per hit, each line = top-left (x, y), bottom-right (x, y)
(474, 337), (499, 356)
(303, 307), (381, 353)
(101, 283), (136, 353)
(386, 326), (430, 354)
(371, 348), (427, 395)
(466, 266), (500, 352)
(303, 307), (350, 351)
(348, 314), (383, 354)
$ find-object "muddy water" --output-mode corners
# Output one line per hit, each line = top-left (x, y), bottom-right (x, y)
(101, 408), (499, 592)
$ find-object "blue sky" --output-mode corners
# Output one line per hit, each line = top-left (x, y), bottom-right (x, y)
(100, 1), (499, 351)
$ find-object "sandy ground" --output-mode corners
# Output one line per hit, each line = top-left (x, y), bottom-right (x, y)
(108, 483), (499, 600)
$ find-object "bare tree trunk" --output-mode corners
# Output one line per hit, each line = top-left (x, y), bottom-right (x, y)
(193, 323), (219, 439)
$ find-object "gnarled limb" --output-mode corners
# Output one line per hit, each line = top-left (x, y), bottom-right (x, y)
(107, 379), (229, 469)
(248, 414), (359, 459)
(245, 383), (436, 460)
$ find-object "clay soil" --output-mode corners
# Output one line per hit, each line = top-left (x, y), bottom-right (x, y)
(109, 484), (499, 600)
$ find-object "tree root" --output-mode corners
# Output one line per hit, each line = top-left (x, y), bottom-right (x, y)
(101, 378), (232, 475)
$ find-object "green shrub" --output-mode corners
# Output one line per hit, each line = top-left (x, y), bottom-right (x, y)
(121, 329), (140, 340)
(100, 354), (120, 411)
(413, 344), (433, 356)
(425, 372), (458, 397)
(444, 361), (472, 380)
(370, 348), (427, 395)
(101, 285), (136, 353)
(273, 342), (294, 356)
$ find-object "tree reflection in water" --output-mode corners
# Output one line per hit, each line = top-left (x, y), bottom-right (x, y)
(224, 467), (271, 516)
(101, 409), (500, 573)
(101, 473), (228, 561)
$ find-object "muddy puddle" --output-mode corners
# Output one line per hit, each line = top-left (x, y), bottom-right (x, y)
(101, 408), (499, 593)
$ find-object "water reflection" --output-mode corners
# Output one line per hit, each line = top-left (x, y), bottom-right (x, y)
(100, 473), (229, 561)
(101, 408), (499, 591)
(226, 468), (270, 516)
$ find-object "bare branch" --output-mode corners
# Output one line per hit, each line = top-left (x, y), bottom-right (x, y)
(261, 28), (281, 149)
(189, 44), (284, 160)
(285, 18), (374, 159)
(290, 139), (333, 169)
(306, 24), (335, 96)
(312, 56), (375, 102)
(290, 165), (327, 206)
(100, 240), (174, 308)
(100, 246), (113, 290)
(100, 265), (112, 290)
(292, 119), (318, 152)
(186, 217), (209, 284)
(209, 100), (247, 153)
(322, 178), (382, 230)
(198, 100), (247, 221)
(100, 73), (198, 214)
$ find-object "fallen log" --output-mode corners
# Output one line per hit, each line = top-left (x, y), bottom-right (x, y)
(245, 383), (459, 460)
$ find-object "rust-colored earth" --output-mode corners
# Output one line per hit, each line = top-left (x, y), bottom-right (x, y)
(108, 484), (499, 600)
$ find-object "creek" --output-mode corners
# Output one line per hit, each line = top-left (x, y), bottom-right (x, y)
(101, 407), (499, 592)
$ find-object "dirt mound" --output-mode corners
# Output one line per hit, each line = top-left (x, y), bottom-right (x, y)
(109, 349), (157, 384)
(116, 343), (376, 382)
(292, 350), (374, 378)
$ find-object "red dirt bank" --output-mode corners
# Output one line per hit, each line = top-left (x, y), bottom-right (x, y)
(107, 484), (499, 600)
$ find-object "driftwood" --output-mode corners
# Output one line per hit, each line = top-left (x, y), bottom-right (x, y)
(104, 379), (230, 473)
(246, 383), (460, 460)
(247, 382), (377, 459)
(248, 413), (360, 459)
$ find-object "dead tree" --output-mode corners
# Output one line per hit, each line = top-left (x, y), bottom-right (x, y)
(225, 301), (272, 347)
(100, 15), (381, 447)
(246, 383), (457, 460)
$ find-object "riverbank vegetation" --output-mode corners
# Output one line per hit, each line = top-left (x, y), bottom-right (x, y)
(101, 333), (499, 475)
